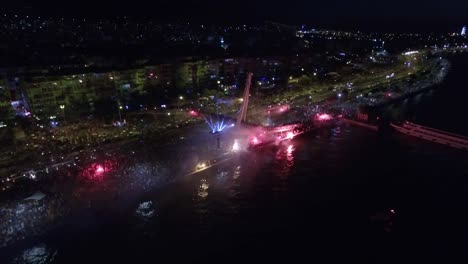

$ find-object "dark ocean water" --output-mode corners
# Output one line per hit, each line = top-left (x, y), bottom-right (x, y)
(2, 54), (468, 263)
(384, 54), (468, 136)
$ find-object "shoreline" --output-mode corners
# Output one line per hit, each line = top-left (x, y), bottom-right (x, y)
(0, 53), (455, 250)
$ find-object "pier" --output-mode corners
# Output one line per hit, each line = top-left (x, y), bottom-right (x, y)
(391, 121), (468, 150)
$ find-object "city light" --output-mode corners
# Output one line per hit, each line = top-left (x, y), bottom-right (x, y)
(196, 162), (207, 170)
(232, 140), (239, 152)
(402, 51), (419, 56)
(316, 113), (332, 121)
(25, 170), (37, 180)
(0, 13), (466, 255)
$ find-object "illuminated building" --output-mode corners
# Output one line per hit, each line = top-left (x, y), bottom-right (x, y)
(462, 26), (467, 36)
(20, 59), (221, 117)
(24, 75), (99, 116)
(173, 59), (220, 92)
(16, 55), (293, 119)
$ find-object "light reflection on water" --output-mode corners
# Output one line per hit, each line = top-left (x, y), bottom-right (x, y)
(135, 201), (157, 220)
(233, 166), (241, 180)
(4, 114), (468, 262)
(12, 244), (57, 264)
(197, 178), (209, 198)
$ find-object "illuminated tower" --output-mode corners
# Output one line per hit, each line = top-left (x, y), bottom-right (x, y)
(462, 26), (466, 36)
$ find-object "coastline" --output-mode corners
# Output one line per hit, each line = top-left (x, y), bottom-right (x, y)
(0, 53), (457, 250)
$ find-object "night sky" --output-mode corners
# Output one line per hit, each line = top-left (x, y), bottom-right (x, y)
(5, 0), (468, 32)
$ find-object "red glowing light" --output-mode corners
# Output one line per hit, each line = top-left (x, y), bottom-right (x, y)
(387, 93), (392, 97)
(252, 137), (259, 145)
(189, 110), (198, 116)
(96, 165), (104, 174)
(286, 132), (294, 139)
(81, 161), (115, 181)
(316, 113), (332, 121)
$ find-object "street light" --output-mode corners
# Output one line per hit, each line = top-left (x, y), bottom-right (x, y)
(59, 104), (65, 123)
(118, 105), (123, 122)
(178, 96), (184, 111)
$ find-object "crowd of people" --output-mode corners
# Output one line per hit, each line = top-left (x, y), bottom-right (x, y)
(0, 133), (211, 248)
(0, 104), (277, 249)
(0, 194), (68, 248)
